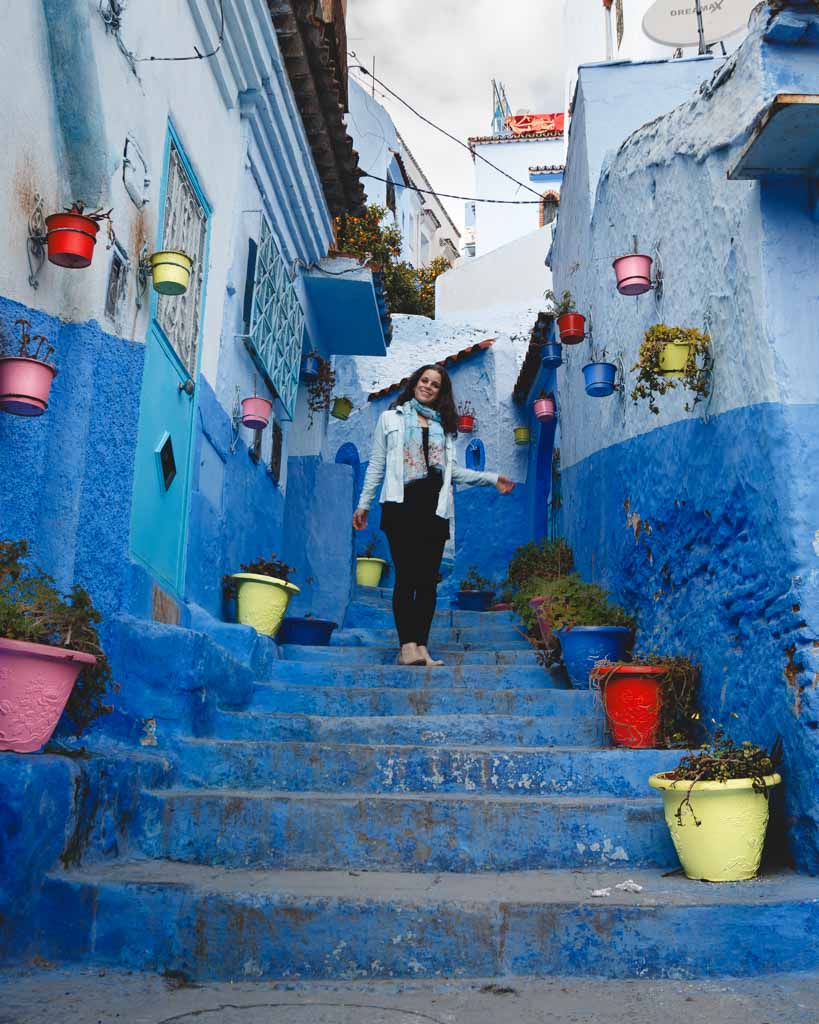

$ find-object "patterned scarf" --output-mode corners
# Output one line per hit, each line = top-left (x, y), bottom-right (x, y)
(402, 399), (445, 485)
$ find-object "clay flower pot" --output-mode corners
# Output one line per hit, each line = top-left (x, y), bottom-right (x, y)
(45, 212), (100, 269)
(0, 356), (57, 416)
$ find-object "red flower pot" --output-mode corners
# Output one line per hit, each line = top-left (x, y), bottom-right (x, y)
(593, 664), (665, 748)
(556, 312), (585, 343)
(241, 396), (273, 430)
(0, 356), (57, 416)
(613, 254), (653, 296)
(458, 415), (475, 433)
(45, 213), (100, 269)
(533, 397), (556, 421)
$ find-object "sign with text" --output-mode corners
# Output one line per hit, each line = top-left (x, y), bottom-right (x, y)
(642, 0), (757, 46)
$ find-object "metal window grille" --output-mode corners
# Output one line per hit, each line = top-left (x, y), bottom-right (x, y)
(156, 143), (208, 374)
(104, 241), (129, 328)
(246, 217), (304, 419)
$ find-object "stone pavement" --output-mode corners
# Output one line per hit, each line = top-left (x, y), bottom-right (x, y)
(1, 966), (818, 1024)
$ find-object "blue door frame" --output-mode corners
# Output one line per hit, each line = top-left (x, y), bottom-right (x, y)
(130, 121), (212, 598)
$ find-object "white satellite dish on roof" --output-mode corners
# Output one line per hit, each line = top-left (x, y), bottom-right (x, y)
(642, 0), (757, 47)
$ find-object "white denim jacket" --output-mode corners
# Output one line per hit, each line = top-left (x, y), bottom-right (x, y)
(357, 406), (499, 520)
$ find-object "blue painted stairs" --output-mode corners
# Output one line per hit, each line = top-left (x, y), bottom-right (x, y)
(38, 586), (819, 979)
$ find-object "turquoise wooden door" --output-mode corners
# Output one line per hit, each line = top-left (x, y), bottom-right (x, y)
(130, 128), (210, 596)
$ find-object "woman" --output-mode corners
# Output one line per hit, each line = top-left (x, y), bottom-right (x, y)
(353, 364), (515, 667)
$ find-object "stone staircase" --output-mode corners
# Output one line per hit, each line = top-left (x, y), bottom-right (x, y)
(36, 587), (819, 980)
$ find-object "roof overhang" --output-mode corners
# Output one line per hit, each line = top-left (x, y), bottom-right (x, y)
(302, 256), (391, 356)
(728, 94), (819, 180)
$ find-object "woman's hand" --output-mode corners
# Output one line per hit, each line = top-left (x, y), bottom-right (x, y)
(352, 508), (369, 531)
(496, 476), (515, 495)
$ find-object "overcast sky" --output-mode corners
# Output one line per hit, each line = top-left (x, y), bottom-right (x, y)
(345, 0), (566, 235)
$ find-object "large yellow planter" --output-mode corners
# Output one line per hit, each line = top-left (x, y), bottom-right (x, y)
(658, 341), (691, 379)
(232, 572), (300, 638)
(149, 250), (193, 296)
(356, 557), (386, 588)
(649, 772), (781, 881)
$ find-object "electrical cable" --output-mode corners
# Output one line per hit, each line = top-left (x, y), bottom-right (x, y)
(100, 0), (225, 65)
(348, 56), (546, 200)
(361, 171), (541, 205)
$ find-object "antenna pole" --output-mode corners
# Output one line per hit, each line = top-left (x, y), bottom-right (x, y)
(695, 0), (706, 54)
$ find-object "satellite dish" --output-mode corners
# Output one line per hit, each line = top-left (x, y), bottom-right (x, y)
(642, 0), (757, 47)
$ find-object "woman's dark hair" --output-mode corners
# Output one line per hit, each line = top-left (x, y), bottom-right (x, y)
(391, 364), (458, 435)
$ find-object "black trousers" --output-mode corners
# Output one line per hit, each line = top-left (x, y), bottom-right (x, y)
(384, 528), (447, 646)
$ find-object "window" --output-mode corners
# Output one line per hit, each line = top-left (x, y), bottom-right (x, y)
(615, 0), (624, 48)
(539, 192), (560, 228)
(245, 216), (304, 419)
(156, 142), (208, 374)
(386, 173), (396, 214)
(104, 240), (129, 328)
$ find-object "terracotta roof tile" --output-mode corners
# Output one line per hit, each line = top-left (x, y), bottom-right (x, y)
(513, 313), (556, 403)
(368, 339), (495, 401)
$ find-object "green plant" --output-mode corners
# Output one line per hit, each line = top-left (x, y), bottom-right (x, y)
(360, 538), (380, 559)
(530, 574), (635, 632)
(593, 654), (701, 747)
(223, 554), (296, 599)
(661, 726), (782, 825)
(459, 567), (494, 592)
(306, 356), (336, 426)
(630, 324), (712, 415)
(506, 538), (574, 592)
(0, 539), (115, 737)
(543, 289), (576, 317)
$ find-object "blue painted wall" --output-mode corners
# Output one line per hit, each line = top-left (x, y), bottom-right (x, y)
(550, 6), (819, 871)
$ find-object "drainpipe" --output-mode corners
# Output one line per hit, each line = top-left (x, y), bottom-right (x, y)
(41, 0), (111, 204)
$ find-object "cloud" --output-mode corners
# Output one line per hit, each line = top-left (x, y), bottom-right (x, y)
(346, 0), (565, 233)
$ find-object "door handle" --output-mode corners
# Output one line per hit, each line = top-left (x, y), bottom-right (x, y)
(178, 378), (195, 397)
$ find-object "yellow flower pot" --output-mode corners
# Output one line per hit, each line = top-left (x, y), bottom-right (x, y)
(232, 572), (300, 638)
(658, 341), (691, 379)
(514, 427), (530, 446)
(356, 557), (386, 587)
(331, 397), (353, 420)
(649, 772), (781, 881)
(149, 250), (193, 296)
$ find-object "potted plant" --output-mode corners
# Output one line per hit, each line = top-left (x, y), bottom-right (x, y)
(0, 539), (114, 752)
(0, 320), (57, 417)
(226, 554), (299, 638)
(277, 612), (338, 646)
(533, 392), (556, 422)
(541, 340), (563, 369)
(356, 538), (388, 588)
(591, 655), (700, 749)
(582, 346), (618, 398)
(456, 566), (495, 612)
(532, 575), (634, 688)
(330, 396), (353, 421)
(507, 538), (574, 648)
(457, 400), (476, 433)
(649, 728), (782, 881)
(146, 250), (193, 295)
(544, 289), (585, 343)
(305, 357), (337, 426)
(513, 426), (530, 446)
(300, 351), (322, 383)
(45, 202), (112, 269)
(613, 252), (653, 295)
(631, 325), (712, 415)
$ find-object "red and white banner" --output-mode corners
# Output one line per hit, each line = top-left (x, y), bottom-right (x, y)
(505, 113), (565, 136)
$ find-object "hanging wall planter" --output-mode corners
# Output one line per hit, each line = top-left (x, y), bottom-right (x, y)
(541, 341), (563, 369)
(533, 396), (556, 422)
(557, 312), (586, 343)
(0, 321), (57, 417)
(513, 426), (530, 446)
(613, 253), (653, 296)
(241, 396), (273, 430)
(658, 341), (691, 378)
(148, 250), (192, 295)
(582, 361), (618, 398)
(457, 400), (476, 433)
(331, 396), (353, 420)
(300, 353), (321, 383)
(45, 203), (111, 269)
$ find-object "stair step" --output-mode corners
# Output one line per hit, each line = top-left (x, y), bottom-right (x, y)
(133, 789), (675, 870)
(255, 662), (566, 691)
(40, 861), (819, 980)
(281, 646), (540, 666)
(338, 625), (525, 645)
(346, 599), (516, 628)
(247, 683), (593, 717)
(211, 711), (604, 746)
(175, 739), (685, 796)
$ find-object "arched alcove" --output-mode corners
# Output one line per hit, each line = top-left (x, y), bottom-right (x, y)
(465, 437), (486, 472)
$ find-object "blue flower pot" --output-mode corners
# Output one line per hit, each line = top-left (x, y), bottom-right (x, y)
(554, 626), (632, 688)
(457, 590), (494, 612)
(582, 361), (617, 397)
(300, 355), (321, 383)
(277, 616), (338, 645)
(541, 342), (563, 369)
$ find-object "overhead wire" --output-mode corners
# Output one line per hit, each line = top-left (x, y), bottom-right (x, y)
(361, 171), (541, 205)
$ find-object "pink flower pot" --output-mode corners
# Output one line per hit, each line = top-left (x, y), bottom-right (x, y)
(533, 397), (556, 421)
(613, 254), (653, 296)
(0, 356), (57, 417)
(0, 637), (97, 753)
(528, 596), (554, 646)
(241, 396), (273, 430)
